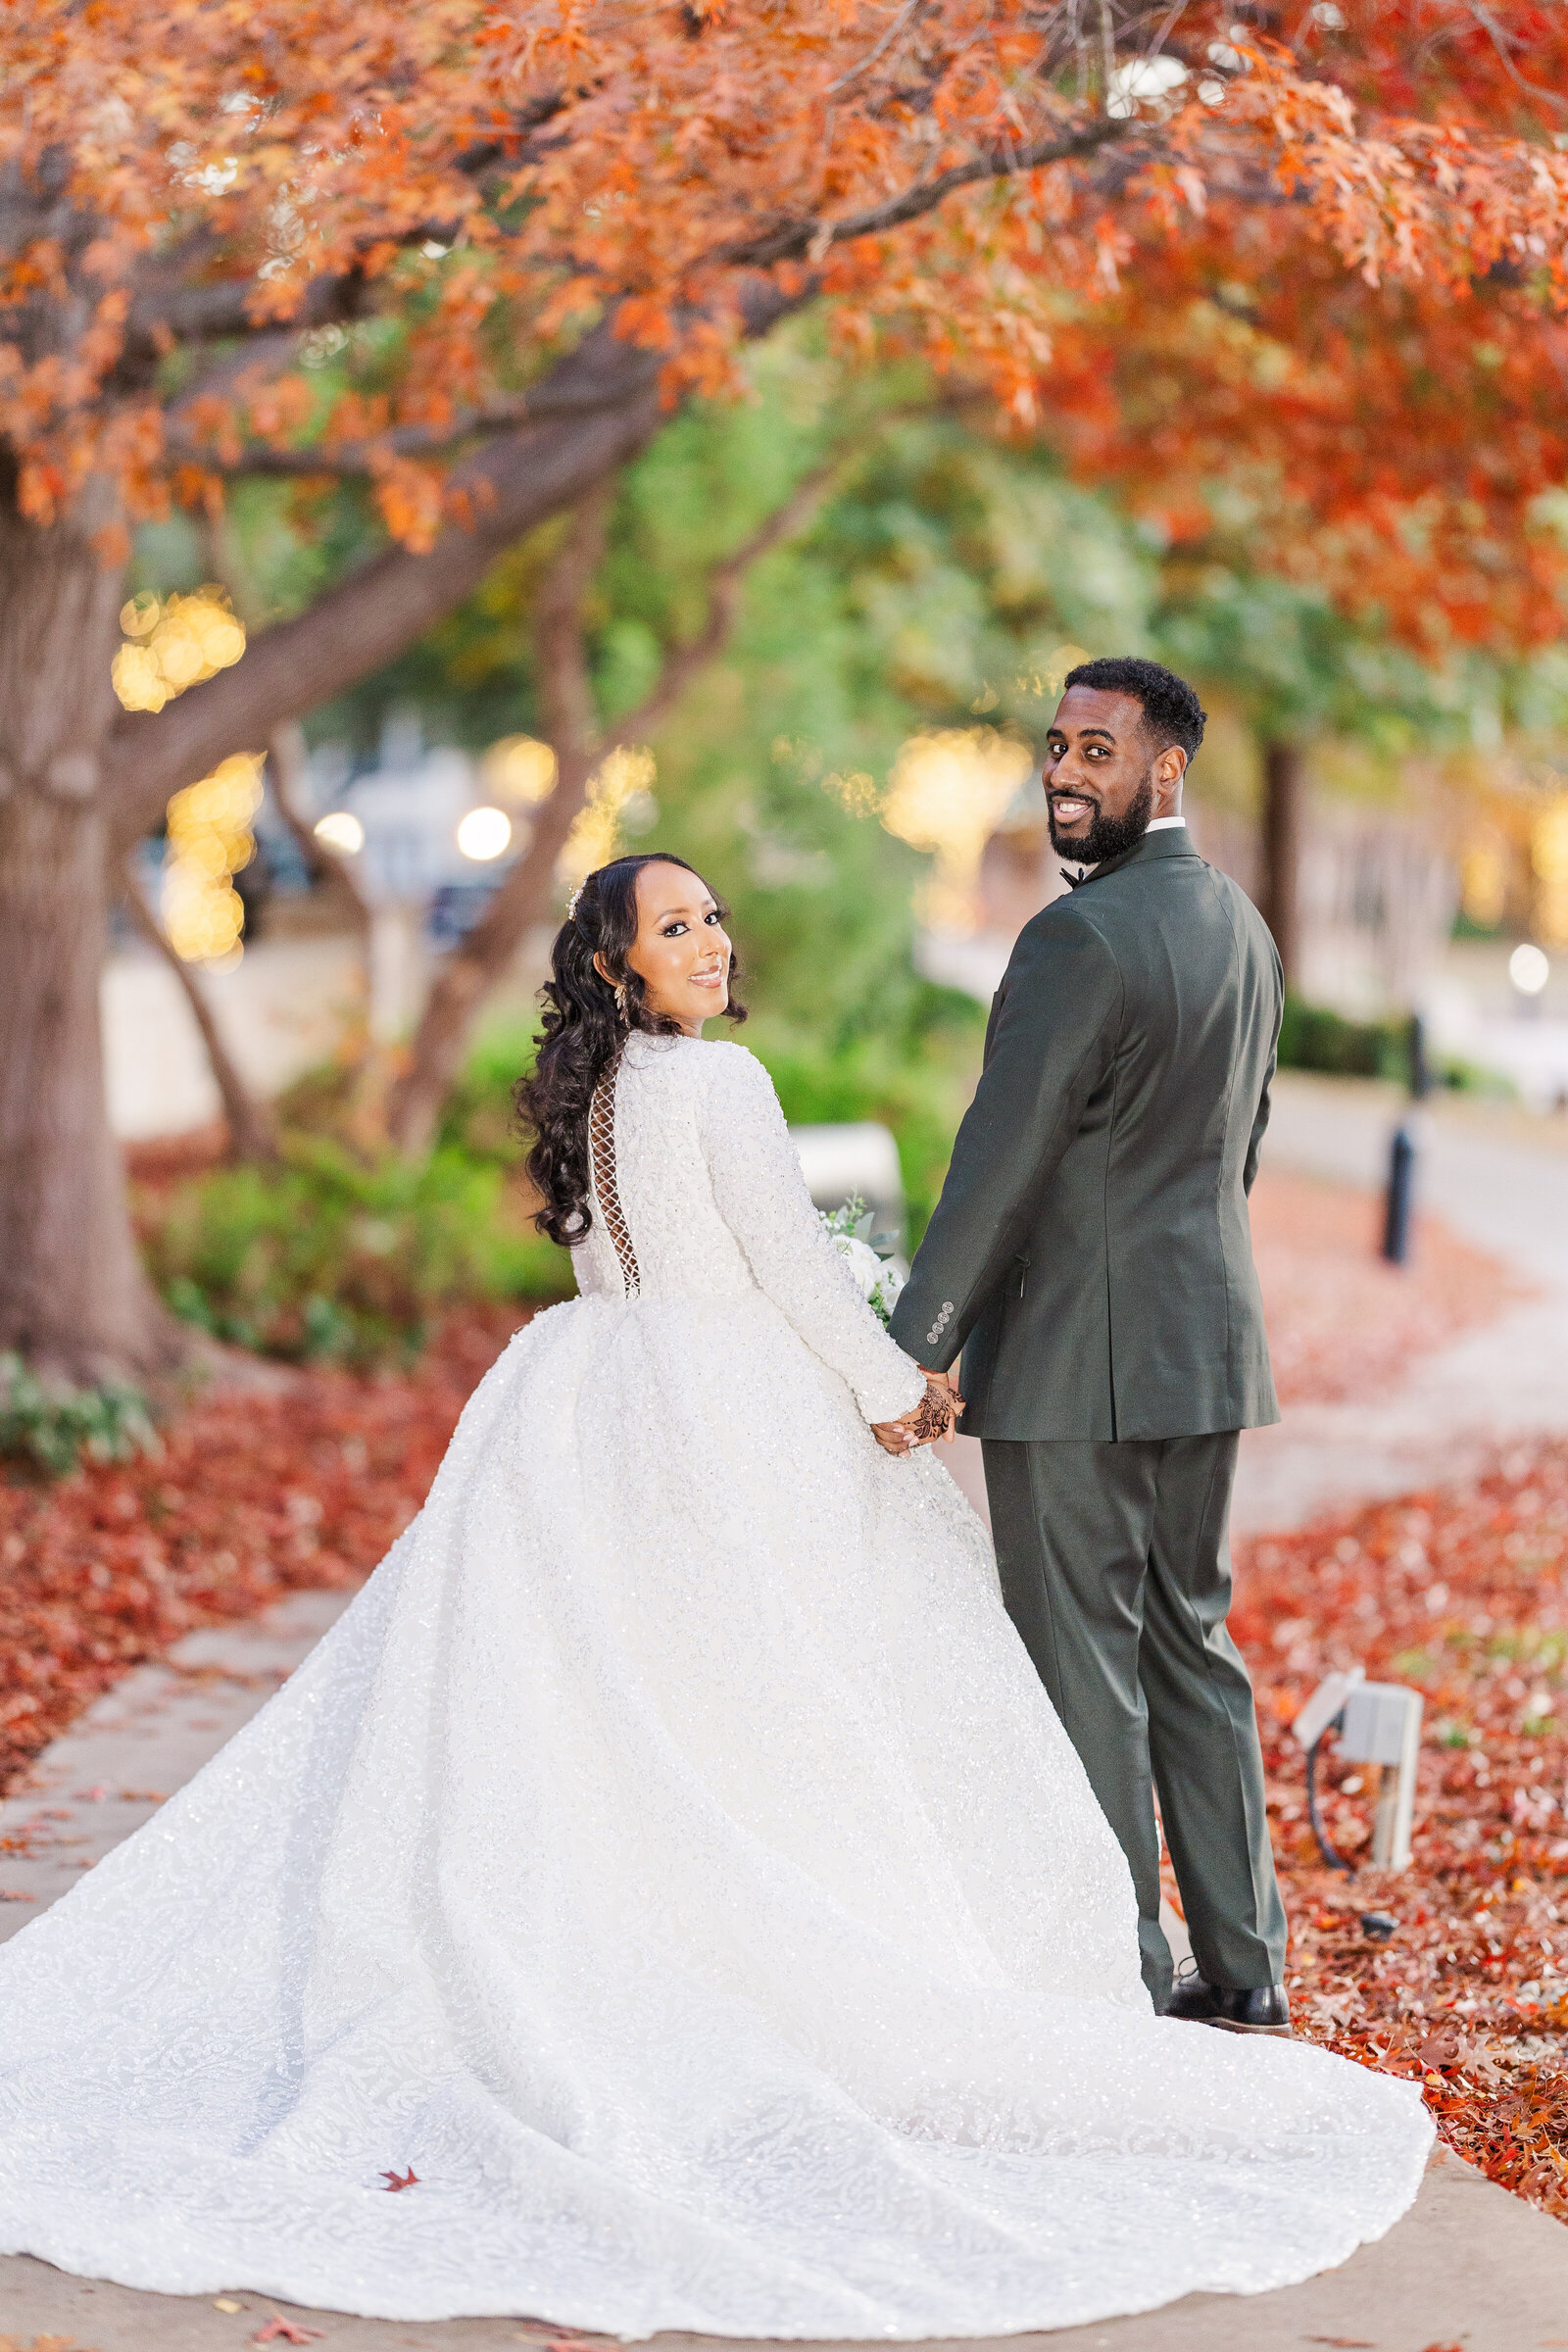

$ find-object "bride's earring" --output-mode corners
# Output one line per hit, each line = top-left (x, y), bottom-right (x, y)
(613, 981), (628, 1021)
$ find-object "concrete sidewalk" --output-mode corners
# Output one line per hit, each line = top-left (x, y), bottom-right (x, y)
(1231, 1074), (1568, 1533)
(0, 2141), (1562, 2352)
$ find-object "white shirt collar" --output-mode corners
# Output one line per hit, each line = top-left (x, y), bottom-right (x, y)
(1145, 815), (1187, 832)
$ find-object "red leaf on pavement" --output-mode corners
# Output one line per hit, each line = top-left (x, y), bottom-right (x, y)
(250, 2320), (323, 2345)
(379, 2166), (418, 2192)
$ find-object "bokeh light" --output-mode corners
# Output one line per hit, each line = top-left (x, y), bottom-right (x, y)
(1530, 802), (1568, 948)
(314, 810), (366, 856)
(1508, 942), (1550, 997)
(112, 587), (247, 714)
(162, 753), (264, 962)
(880, 728), (1036, 932)
(560, 747), (658, 891)
(457, 806), (513, 862)
(481, 735), (559, 805)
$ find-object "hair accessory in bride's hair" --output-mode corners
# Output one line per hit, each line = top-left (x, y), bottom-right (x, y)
(566, 883), (585, 924)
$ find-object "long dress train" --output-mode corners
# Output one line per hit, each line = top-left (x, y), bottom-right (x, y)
(0, 1032), (1432, 2335)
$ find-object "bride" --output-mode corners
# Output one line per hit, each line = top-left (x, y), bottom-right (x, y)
(0, 853), (1432, 2336)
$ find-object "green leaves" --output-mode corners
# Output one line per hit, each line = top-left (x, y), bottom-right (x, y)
(0, 1354), (158, 1483)
(136, 1135), (570, 1369)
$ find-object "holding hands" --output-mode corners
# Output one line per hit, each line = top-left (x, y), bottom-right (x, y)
(871, 1369), (963, 1457)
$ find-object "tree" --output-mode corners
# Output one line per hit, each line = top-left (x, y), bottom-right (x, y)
(4, 1), (1568, 1375)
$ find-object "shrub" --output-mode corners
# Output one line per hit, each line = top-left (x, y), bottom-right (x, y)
(0, 1353), (159, 1479)
(1276, 997), (1411, 1084)
(136, 1135), (571, 1368)
(1275, 998), (1495, 1094)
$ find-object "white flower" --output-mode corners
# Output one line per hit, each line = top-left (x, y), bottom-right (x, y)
(832, 1233), (887, 1301)
(830, 1232), (905, 1323)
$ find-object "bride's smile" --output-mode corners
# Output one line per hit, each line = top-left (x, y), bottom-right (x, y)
(596, 858), (733, 1036)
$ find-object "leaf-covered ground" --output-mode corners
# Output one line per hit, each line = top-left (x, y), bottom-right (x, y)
(0, 1307), (530, 1796)
(1226, 1443), (1568, 2225)
(2, 1182), (1563, 2222)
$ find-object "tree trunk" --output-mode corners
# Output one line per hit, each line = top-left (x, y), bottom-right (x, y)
(1259, 736), (1304, 993)
(0, 485), (184, 1382)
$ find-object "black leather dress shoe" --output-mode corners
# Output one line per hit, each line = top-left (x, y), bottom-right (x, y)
(1164, 1975), (1292, 2035)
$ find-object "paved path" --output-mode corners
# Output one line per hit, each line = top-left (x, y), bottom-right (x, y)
(0, 1592), (351, 1940)
(1232, 1075), (1568, 1533)
(4, 1077), (1568, 2343)
(0, 2140), (1561, 2352)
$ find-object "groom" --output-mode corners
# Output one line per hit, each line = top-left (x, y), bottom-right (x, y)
(889, 656), (1290, 2032)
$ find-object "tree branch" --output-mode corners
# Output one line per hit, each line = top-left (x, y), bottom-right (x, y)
(103, 318), (672, 848)
(267, 718), (373, 940)
(1463, 0), (1568, 119)
(718, 111), (1140, 268)
(199, 510), (374, 942)
(532, 480), (614, 761)
(384, 451), (844, 1154)
(103, 284), (809, 849)
(118, 855), (279, 1163)
(112, 95), (572, 387)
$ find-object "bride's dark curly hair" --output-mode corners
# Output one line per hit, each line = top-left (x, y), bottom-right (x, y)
(514, 853), (747, 1247)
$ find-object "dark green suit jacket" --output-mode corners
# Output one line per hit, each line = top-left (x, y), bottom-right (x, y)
(888, 828), (1282, 1442)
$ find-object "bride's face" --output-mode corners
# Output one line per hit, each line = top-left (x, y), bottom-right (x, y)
(623, 861), (733, 1036)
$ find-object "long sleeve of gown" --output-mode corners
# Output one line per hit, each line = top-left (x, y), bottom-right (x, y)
(698, 1045), (927, 1426)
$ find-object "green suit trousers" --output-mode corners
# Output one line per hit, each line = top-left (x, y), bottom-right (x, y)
(983, 1431), (1287, 2008)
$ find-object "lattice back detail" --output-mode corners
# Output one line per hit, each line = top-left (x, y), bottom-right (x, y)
(589, 1071), (641, 1299)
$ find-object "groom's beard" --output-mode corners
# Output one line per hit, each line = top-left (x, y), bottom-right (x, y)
(1049, 776), (1154, 867)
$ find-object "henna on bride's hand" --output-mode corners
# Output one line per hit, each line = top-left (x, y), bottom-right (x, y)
(870, 1378), (956, 1457)
(905, 1381), (956, 1446)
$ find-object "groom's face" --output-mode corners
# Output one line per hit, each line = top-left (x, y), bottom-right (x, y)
(1043, 687), (1184, 864)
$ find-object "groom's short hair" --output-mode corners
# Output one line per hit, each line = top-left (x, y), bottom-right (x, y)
(1062, 657), (1207, 763)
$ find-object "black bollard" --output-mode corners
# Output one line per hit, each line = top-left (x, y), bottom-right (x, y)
(1382, 1122), (1415, 1264)
(1381, 1011), (1431, 1266)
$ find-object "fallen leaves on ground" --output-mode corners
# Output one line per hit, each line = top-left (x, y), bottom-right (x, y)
(0, 1307), (529, 1796)
(1249, 1169), (1525, 1406)
(250, 2320), (324, 2345)
(379, 2167), (418, 2192)
(1223, 1438), (1568, 2224)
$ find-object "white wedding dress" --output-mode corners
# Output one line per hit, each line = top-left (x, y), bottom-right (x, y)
(0, 1033), (1433, 2335)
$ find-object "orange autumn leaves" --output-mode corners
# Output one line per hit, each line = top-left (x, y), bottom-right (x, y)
(2, 4), (1568, 632)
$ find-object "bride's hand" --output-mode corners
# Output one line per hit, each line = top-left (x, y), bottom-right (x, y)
(870, 1377), (962, 1455)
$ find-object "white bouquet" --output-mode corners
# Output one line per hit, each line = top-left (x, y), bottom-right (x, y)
(819, 1195), (905, 1327)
